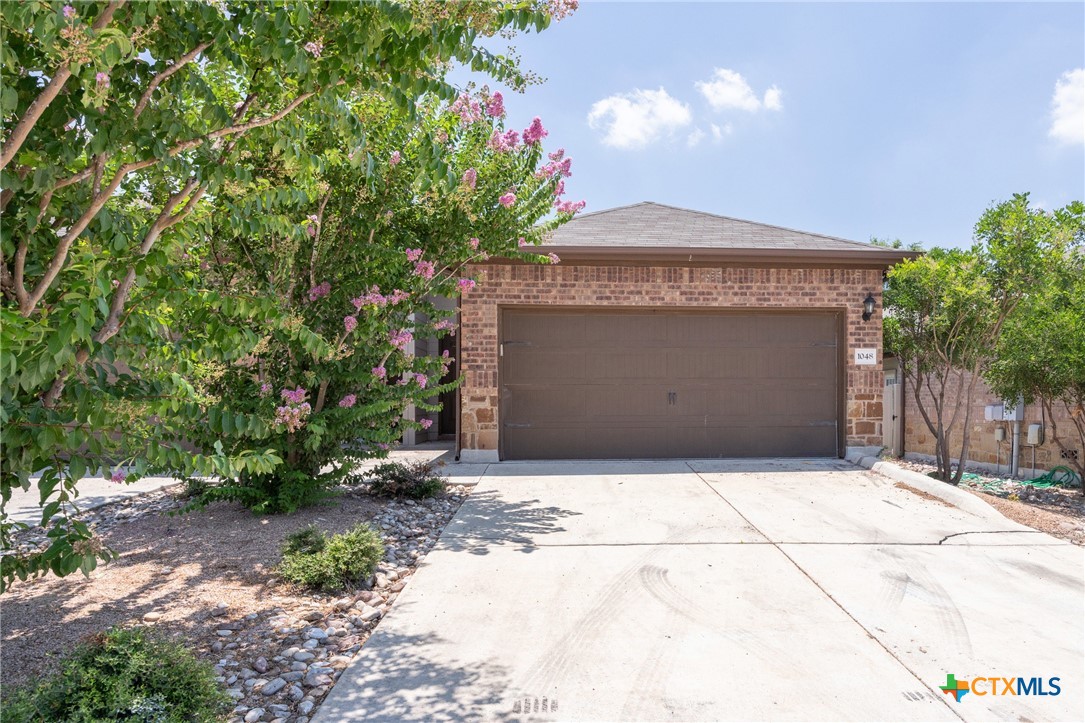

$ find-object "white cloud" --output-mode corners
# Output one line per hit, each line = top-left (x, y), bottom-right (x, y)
(686, 128), (706, 147)
(587, 87), (692, 149)
(763, 85), (783, 111)
(710, 122), (733, 141)
(696, 68), (783, 112)
(1049, 68), (1084, 145)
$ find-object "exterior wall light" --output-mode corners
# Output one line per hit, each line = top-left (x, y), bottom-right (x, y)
(862, 292), (877, 321)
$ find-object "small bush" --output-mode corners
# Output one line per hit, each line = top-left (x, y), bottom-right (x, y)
(282, 524), (326, 556)
(278, 524), (384, 591)
(4, 626), (229, 722)
(365, 461), (446, 499)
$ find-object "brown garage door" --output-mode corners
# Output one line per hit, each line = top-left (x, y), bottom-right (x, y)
(500, 309), (841, 460)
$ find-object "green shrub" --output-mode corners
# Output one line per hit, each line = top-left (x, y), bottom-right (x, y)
(278, 524), (384, 591)
(193, 469), (336, 515)
(364, 461), (446, 499)
(3, 627), (229, 722)
(282, 524), (326, 556)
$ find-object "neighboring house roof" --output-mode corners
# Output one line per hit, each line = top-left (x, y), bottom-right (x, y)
(535, 201), (920, 268)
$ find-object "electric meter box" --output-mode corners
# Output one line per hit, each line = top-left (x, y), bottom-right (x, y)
(1027, 424), (1044, 445)
(984, 404), (1004, 421)
(1002, 401), (1025, 421)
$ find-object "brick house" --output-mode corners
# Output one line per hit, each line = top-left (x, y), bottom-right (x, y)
(452, 202), (917, 462)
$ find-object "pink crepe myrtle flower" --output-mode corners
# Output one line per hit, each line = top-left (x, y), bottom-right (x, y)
(488, 129), (519, 152)
(390, 150), (402, 166)
(434, 318), (456, 332)
(536, 157), (573, 180)
(275, 402), (311, 432)
(95, 72), (110, 88)
(419, 418), (433, 430)
(354, 286), (387, 309)
(548, 148), (565, 161)
(458, 278), (476, 292)
(344, 315), (357, 333)
(413, 260), (435, 279)
(518, 237), (529, 248)
(377, 442), (390, 451)
(388, 289), (411, 305)
(554, 199), (587, 215)
(390, 329), (413, 350)
(547, 0), (579, 21)
(469, 237), (480, 250)
(308, 281), (331, 301)
(462, 168), (477, 189)
(338, 394), (357, 408)
(110, 470), (125, 483)
(553, 179), (566, 197)
(405, 248), (423, 262)
(259, 382), (272, 396)
(547, 253), (561, 264)
(372, 365), (387, 380)
(304, 40), (323, 57)
(414, 373), (428, 388)
(281, 387), (308, 404)
(522, 117), (548, 145)
(450, 93), (483, 125)
(486, 92), (505, 117)
(498, 192), (516, 208)
(62, 5), (77, 18)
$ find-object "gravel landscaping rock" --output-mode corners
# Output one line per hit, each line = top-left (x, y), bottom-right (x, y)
(2, 471), (470, 723)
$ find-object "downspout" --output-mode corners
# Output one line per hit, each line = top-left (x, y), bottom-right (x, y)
(1010, 394), (1023, 478)
(455, 293), (462, 462)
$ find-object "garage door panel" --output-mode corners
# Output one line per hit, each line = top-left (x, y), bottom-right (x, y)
(586, 350), (668, 380)
(586, 313), (670, 344)
(670, 349), (755, 379)
(501, 309), (841, 459)
(503, 349), (586, 383)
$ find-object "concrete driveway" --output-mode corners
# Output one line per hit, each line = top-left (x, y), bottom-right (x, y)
(317, 459), (1084, 722)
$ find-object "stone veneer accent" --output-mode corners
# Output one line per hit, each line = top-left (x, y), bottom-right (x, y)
(459, 263), (885, 457)
(904, 367), (1080, 474)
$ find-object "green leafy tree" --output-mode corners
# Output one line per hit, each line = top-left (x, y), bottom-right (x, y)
(0, 0), (575, 589)
(983, 201), (1085, 488)
(187, 92), (581, 512)
(884, 194), (1058, 484)
(870, 236), (924, 252)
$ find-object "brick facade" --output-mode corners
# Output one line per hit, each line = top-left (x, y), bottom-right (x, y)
(903, 368), (1082, 474)
(459, 263), (886, 457)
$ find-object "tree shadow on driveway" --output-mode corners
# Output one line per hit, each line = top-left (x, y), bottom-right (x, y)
(316, 628), (517, 722)
(436, 489), (581, 555)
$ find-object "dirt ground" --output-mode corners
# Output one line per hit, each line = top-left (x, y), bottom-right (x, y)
(1, 491), (382, 693)
(967, 489), (1085, 546)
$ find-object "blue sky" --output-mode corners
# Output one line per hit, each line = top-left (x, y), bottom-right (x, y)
(453, 2), (1085, 249)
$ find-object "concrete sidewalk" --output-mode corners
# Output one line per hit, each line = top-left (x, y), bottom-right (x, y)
(317, 459), (1084, 722)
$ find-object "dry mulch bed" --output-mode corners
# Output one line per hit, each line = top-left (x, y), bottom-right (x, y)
(1, 480), (469, 722)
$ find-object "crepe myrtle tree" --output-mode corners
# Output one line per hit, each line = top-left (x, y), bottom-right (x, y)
(0, 0), (578, 589)
(884, 194), (1068, 485)
(188, 91), (584, 513)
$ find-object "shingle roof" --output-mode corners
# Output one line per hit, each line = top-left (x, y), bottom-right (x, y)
(542, 201), (888, 254)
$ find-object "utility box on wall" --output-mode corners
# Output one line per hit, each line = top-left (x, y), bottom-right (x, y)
(1027, 424), (1044, 445)
(985, 402), (1025, 422)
